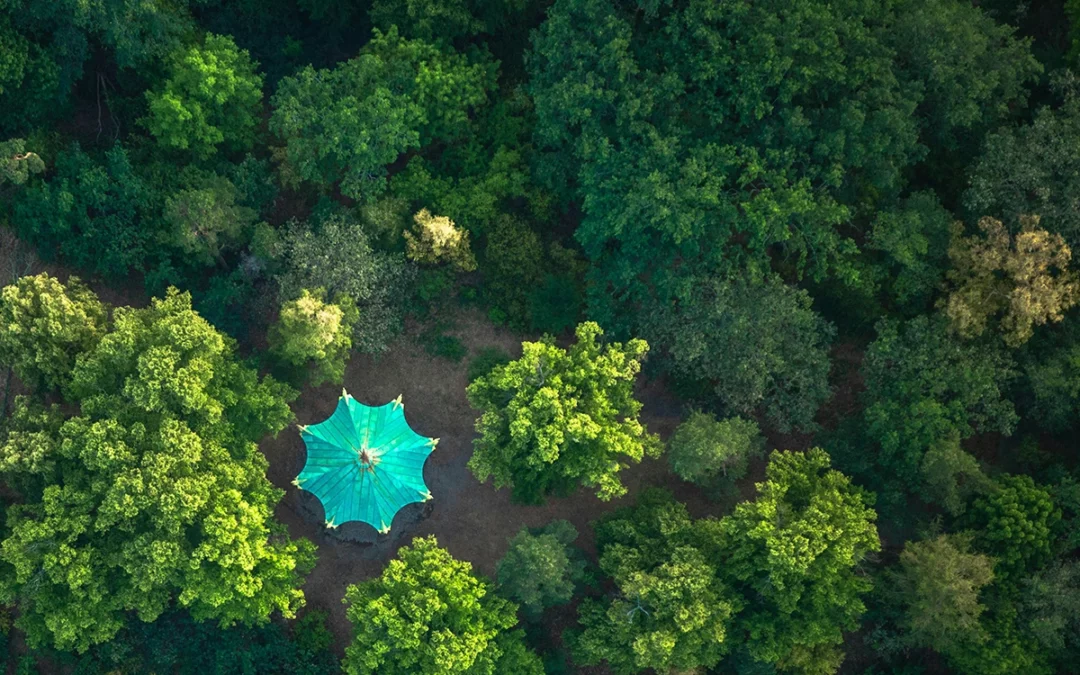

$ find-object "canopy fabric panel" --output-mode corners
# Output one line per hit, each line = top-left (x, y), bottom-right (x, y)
(294, 391), (436, 533)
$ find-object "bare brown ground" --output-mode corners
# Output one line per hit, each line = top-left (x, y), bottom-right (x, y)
(261, 308), (730, 659)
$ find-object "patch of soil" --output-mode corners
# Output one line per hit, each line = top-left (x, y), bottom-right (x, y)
(260, 308), (730, 659)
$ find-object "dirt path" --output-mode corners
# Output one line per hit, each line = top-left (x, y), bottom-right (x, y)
(260, 309), (729, 657)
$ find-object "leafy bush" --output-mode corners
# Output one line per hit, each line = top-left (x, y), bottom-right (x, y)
(269, 288), (359, 386)
(668, 412), (764, 492)
(467, 346), (511, 382)
(496, 520), (586, 620)
(418, 323), (467, 362)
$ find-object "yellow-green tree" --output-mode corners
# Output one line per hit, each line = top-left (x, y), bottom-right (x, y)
(943, 215), (1080, 347)
(0, 288), (313, 651)
(343, 536), (542, 675)
(404, 208), (477, 271)
(269, 288), (359, 386)
(0, 273), (107, 392)
(466, 322), (661, 503)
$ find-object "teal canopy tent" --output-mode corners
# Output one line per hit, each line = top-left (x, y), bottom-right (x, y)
(293, 390), (437, 534)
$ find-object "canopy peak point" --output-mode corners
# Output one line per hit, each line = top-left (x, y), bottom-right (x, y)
(294, 394), (436, 533)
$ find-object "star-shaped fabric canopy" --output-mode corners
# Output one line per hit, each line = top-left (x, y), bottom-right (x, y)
(293, 390), (437, 534)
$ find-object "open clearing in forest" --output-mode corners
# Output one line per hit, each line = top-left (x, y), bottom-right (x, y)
(261, 308), (774, 658)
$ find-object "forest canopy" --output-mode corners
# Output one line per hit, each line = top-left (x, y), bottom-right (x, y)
(0, 0), (1078, 673)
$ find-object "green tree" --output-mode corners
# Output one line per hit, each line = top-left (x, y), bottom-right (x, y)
(528, 0), (1036, 336)
(162, 173), (258, 266)
(145, 34), (264, 158)
(370, 0), (482, 43)
(466, 321), (661, 503)
(884, 0), (1039, 161)
(0, 273), (106, 392)
(1023, 330), (1080, 432)
(269, 288), (358, 386)
(0, 138), (44, 187)
(477, 214), (544, 327)
(718, 449), (880, 674)
(0, 0), (196, 133)
(370, 0), (527, 43)
(1020, 560), (1080, 666)
(947, 604), (1051, 675)
(387, 88), (549, 237)
(965, 95), (1080, 252)
(643, 274), (835, 433)
(0, 288), (312, 652)
(0, 16), (63, 134)
(572, 489), (737, 674)
(270, 27), (493, 200)
(277, 213), (412, 355)
(965, 475), (1061, 585)
(852, 316), (1017, 495)
(9, 144), (161, 280)
(667, 412), (763, 489)
(892, 534), (995, 655)
(866, 191), (953, 314)
(342, 536), (540, 675)
(495, 520), (585, 621)
(919, 432), (992, 516)
(54, 608), (340, 674)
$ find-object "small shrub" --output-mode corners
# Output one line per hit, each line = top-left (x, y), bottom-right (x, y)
(468, 347), (511, 382)
(419, 324), (467, 362)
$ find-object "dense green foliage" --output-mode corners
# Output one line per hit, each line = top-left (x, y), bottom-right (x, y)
(0, 284), (313, 652)
(0, 139), (44, 187)
(719, 449), (880, 674)
(10, 145), (160, 279)
(965, 474), (1061, 584)
(0, 274), (106, 392)
(0, 0), (1077, 673)
(270, 27), (494, 201)
(467, 322), (661, 503)
(144, 34), (264, 158)
(528, 0), (1038, 336)
(572, 490), (737, 674)
(343, 536), (541, 675)
(667, 412), (763, 489)
(56, 609), (339, 674)
(891, 534), (995, 655)
(495, 520), (586, 621)
(275, 213), (412, 355)
(574, 450), (879, 675)
(269, 288), (359, 386)
(835, 316), (1018, 512)
(644, 274), (835, 432)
